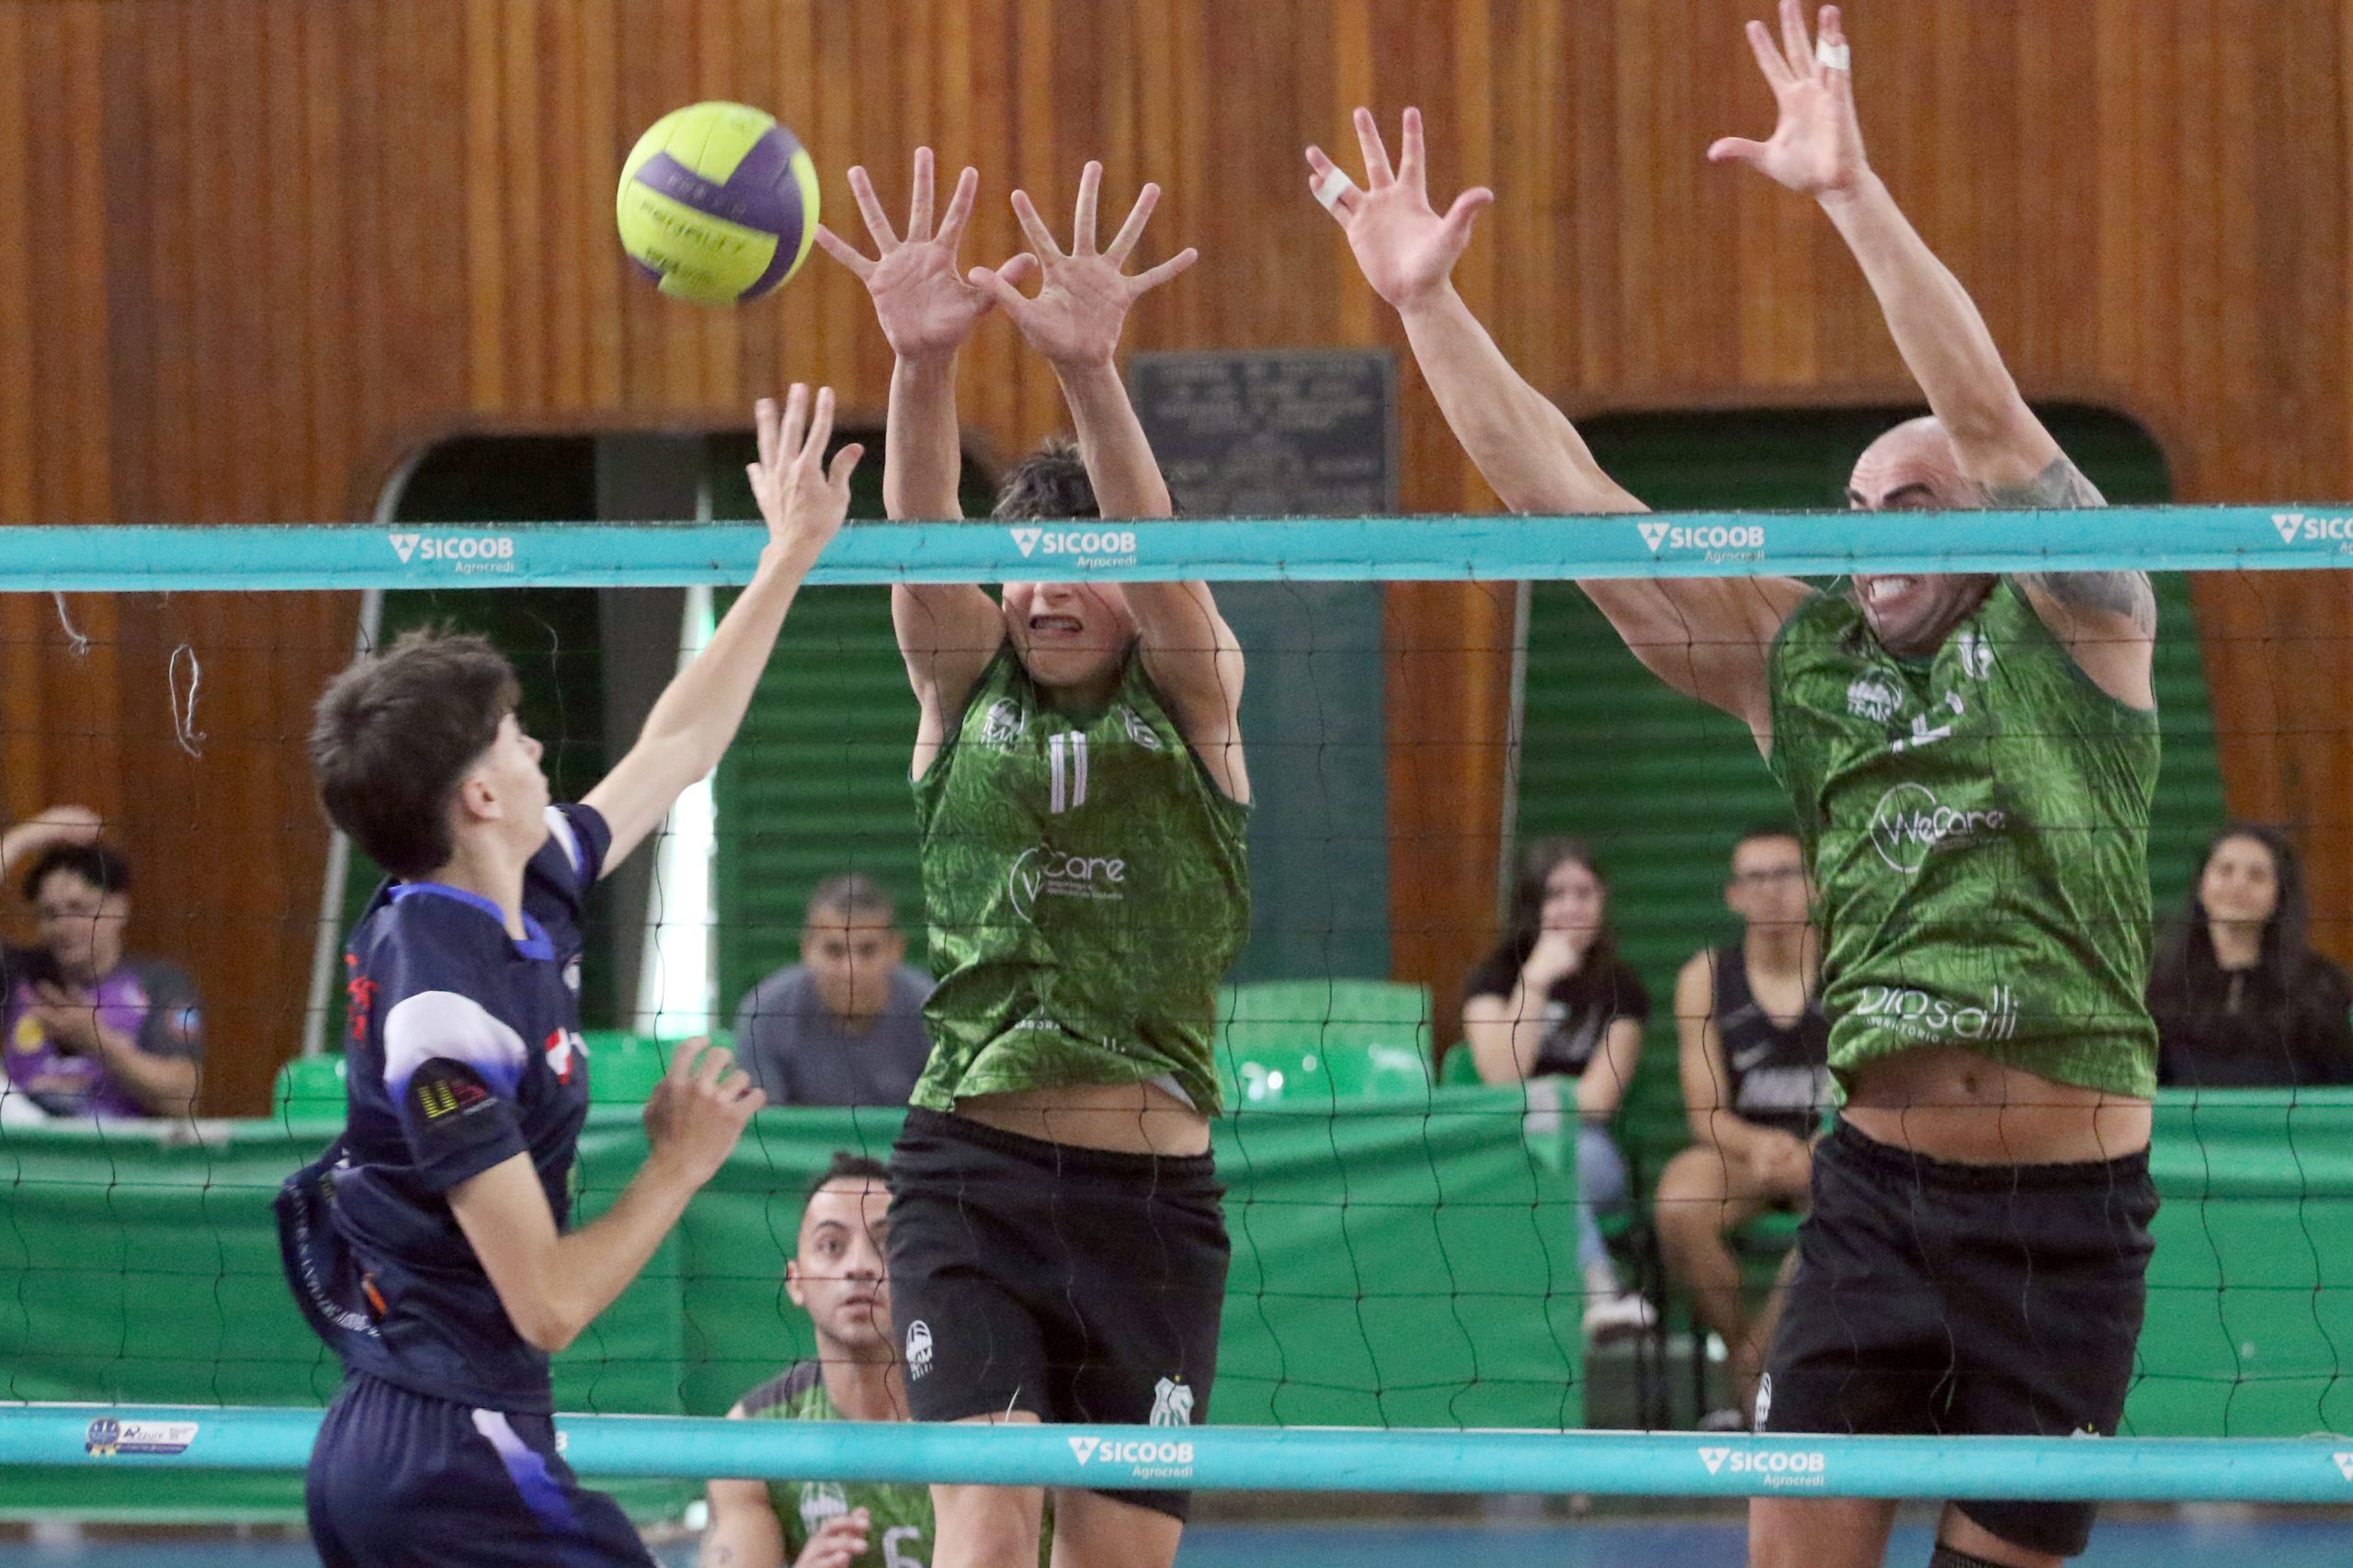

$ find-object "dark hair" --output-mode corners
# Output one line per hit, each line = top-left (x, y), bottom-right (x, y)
(309, 629), (521, 880)
(1733, 822), (1803, 856)
(804, 873), (896, 928)
(2154, 824), (2313, 991)
(992, 437), (1099, 522)
(21, 842), (131, 904)
(1483, 836), (1619, 975)
(804, 1151), (892, 1206)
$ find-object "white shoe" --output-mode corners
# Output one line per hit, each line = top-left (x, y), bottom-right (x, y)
(1582, 1290), (1658, 1342)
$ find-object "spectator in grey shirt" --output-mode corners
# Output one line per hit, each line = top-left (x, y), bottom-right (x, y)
(733, 874), (934, 1107)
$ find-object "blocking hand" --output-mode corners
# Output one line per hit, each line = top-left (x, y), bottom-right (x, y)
(1706, 1), (1870, 201)
(1304, 107), (1494, 312)
(815, 148), (1033, 362)
(968, 161), (1197, 369)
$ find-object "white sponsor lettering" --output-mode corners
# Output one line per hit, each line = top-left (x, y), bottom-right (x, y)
(1868, 783), (2006, 872)
(1068, 1436), (1101, 1464)
(1853, 983), (2021, 1045)
(1008, 846), (1129, 921)
(1009, 527), (1140, 567)
(387, 531), (518, 574)
(84, 1419), (199, 1458)
(1753, 1374), (1773, 1432)
(1064, 1434), (1197, 1471)
(2273, 511), (2353, 546)
(1698, 1447), (1828, 1487)
(1635, 521), (1767, 561)
(2335, 1450), (2353, 1482)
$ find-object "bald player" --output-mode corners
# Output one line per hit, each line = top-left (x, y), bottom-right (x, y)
(1310, 6), (2157, 1566)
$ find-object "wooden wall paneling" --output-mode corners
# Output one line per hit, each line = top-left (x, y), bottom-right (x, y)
(463, 0), (507, 413)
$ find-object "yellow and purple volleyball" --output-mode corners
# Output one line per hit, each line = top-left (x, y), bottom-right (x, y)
(615, 102), (819, 306)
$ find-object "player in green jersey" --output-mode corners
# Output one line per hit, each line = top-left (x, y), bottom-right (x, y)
(813, 151), (1245, 1568)
(1313, 7), (2155, 1565)
(702, 1155), (919, 1568)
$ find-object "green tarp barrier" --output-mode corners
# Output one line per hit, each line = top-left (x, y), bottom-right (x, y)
(0, 1089), (1579, 1518)
(4, 1088), (2347, 1519)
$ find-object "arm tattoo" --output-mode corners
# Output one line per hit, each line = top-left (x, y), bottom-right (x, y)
(1999, 456), (2158, 635)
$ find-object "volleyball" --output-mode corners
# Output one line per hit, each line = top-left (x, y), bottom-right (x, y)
(615, 101), (819, 306)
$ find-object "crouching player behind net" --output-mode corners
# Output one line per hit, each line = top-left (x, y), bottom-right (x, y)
(700, 1153), (1053, 1568)
(816, 150), (1245, 1568)
(1310, 7), (2159, 1562)
(278, 388), (860, 1568)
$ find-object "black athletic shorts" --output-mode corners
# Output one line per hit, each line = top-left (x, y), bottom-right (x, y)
(887, 1107), (1230, 1522)
(1759, 1117), (2158, 1559)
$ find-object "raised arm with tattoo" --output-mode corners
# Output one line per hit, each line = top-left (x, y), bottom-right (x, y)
(1307, 108), (1807, 746)
(1710, 1), (2154, 699)
(973, 161), (1248, 801)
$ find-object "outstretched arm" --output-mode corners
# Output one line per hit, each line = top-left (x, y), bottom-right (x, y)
(973, 163), (1247, 801)
(816, 150), (1022, 751)
(1709, 1), (2154, 695)
(583, 386), (859, 871)
(1308, 108), (1806, 745)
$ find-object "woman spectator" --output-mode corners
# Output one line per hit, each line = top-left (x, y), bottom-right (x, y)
(1461, 837), (1655, 1338)
(2151, 824), (2353, 1089)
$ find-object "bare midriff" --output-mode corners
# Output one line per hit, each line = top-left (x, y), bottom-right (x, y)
(955, 1080), (1211, 1157)
(1841, 1045), (2151, 1165)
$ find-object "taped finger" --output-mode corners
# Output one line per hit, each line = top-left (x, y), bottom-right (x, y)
(1814, 38), (1850, 70)
(1314, 165), (1359, 214)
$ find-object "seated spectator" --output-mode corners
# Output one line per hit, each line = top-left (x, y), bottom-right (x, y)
(2152, 824), (2353, 1089)
(1653, 825), (1831, 1431)
(1461, 837), (1656, 1340)
(0, 807), (202, 1120)
(733, 875), (933, 1108)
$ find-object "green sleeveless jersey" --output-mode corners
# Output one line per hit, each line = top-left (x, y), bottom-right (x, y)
(910, 647), (1251, 1115)
(1768, 577), (2159, 1098)
(739, 1363), (935, 1567)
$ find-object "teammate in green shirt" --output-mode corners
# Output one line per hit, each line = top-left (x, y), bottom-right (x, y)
(1313, 7), (2155, 1565)
(703, 1155), (923, 1568)
(813, 151), (1245, 1568)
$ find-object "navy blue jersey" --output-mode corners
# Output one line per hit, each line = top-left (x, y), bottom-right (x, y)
(278, 804), (609, 1415)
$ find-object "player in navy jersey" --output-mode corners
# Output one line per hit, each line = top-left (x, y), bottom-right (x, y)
(278, 385), (861, 1568)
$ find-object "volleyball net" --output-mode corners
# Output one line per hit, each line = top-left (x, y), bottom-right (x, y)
(4, 503), (2353, 1520)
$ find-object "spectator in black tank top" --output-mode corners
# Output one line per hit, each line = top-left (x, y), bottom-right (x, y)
(2152, 824), (2353, 1090)
(1461, 838), (1656, 1341)
(1654, 826), (1830, 1429)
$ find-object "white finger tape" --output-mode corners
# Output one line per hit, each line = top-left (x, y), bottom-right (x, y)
(1815, 39), (1851, 71)
(1314, 166), (1359, 213)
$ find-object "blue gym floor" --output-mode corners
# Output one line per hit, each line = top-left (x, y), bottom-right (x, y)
(4, 1516), (2349, 1566)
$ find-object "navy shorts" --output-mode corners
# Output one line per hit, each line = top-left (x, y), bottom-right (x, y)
(307, 1372), (652, 1568)
(1760, 1119), (2158, 1559)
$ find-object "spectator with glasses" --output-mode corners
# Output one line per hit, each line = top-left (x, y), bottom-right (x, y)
(1, 807), (203, 1120)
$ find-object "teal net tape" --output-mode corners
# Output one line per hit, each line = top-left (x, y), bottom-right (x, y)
(7, 1408), (2353, 1502)
(7, 505), (2353, 589)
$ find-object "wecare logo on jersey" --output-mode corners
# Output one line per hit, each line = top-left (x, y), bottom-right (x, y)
(1636, 519), (1768, 563)
(1697, 1446), (1827, 1489)
(1066, 1433), (1197, 1482)
(2272, 512), (2353, 551)
(1868, 782), (2007, 873)
(1009, 526), (1141, 569)
(388, 531), (520, 575)
(1853, 983), (2022, 1046)
(1007, 846), (1130, 921)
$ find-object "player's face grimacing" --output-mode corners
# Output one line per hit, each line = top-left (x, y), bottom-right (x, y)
(1844, 417), (1998, 659)
(786, 1178), (893, 1355)
(1001, 580), (1137, 694)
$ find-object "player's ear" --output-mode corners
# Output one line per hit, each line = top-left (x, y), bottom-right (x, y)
(784, 1259), (808, 1309)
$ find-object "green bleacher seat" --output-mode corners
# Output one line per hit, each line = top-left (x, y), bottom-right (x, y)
(1216, 980), (1435, 1106)
(272, 1052), (347, 1114)
(581, 1029), (734, 1105)
(1438, 1043), (1485, 1086)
